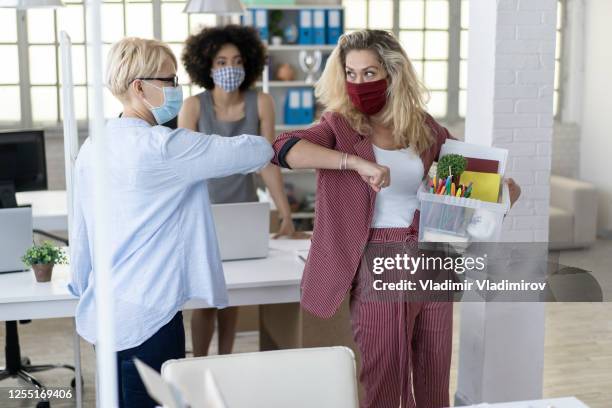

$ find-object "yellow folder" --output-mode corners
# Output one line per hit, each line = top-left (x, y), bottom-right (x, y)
(459, 171), (501, 203)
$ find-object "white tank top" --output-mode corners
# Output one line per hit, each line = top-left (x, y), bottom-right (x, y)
(371, 144), (424, 228)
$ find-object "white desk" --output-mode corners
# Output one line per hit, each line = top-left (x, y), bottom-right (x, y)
(0, 239), (308, 321)
(16, 190), (68, 231)
(461, 397), (589, 407)
(0, 238), (309, 407)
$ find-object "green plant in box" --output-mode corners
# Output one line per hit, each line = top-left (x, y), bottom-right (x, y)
(437, 154), (467, 180)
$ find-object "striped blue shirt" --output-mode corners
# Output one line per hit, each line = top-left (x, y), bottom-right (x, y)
(68, 117), (273, 351)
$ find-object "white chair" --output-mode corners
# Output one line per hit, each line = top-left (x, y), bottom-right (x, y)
(161, 346), (359, 408)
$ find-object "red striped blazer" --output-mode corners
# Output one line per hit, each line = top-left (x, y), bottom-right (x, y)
(271, 111), (456, 319)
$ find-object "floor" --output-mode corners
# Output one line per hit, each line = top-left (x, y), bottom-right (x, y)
(1, 239), (610, 407)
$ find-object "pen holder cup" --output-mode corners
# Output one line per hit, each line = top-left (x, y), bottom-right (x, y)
(417, 182), (510, 243)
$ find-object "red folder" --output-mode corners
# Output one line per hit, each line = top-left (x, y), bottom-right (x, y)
(465, 157), (499, 174)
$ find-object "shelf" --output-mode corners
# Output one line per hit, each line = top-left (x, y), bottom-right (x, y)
(256, 80), (313, 88)
(275, 123), (312, 131)
(267, 44), (336, 51)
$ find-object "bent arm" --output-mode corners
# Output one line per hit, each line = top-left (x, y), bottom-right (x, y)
(164, 129), (273, 184)
(257, 93), (294, 224)
(272, 113), (389, 191)
(271, 113), (339, 169)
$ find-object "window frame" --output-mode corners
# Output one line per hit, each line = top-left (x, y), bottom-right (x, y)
(4, 0), (567, 129)
(343, 0), (567, 124)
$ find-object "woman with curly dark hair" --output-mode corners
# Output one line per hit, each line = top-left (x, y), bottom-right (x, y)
(179, 25), (308, 357)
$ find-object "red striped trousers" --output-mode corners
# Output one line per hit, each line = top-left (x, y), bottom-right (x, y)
(349, 227), (453, 408)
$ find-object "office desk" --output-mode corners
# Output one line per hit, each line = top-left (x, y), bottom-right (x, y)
(16, 190), (68, 231)
(461, 397), (588, 407)
(0, 238), (309, 407)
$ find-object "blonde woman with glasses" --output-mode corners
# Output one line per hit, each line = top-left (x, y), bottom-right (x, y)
(271, 29), (521, 408)
(68, 37), (272, 407)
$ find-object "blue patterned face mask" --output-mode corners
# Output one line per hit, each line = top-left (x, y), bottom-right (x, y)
(142, 81), (183, 125)
(212, 66), (245, 92)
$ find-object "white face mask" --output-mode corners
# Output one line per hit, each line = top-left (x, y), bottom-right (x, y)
(141, 81), (184, 125)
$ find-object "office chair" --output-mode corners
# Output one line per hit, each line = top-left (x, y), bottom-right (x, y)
(162, 346), (360, 408)
(0, 230), (79, 408)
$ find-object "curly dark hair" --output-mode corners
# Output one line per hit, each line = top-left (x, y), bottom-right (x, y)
(183, 25), (266, 91)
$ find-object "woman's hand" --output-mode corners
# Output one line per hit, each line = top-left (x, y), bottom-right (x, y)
(506, 178), (521, 207)
(273, 217), (312, 239)
(348, 155), (390, 192)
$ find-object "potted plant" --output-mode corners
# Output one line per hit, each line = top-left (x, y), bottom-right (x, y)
(269, 10), (284, 45)
(437, 154), (467, 185)
(21, 241), (68, 283)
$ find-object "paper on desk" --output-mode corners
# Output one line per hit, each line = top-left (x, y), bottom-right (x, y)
(296, 249), (310, 263)
(268, 238), (311, 252)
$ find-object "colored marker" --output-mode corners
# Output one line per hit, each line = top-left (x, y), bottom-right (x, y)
(465, 182), (473, 198)
(451, 183), (455, 196)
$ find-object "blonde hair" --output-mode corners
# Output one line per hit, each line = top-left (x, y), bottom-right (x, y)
(105, 37), (177, 98)
(315, 29), (433, 154)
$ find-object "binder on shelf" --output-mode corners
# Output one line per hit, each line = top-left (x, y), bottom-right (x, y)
(301, 88), (314, 124)
(298, 9), (313, 45)
(255, 9), (268, 42)
(312, 9), (327, 45)
(284, 89), (302, 125)
(326, 9), (342, 45)
(241, 9), (254, 27)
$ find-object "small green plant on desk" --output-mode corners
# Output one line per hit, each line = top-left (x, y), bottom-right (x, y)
(22, 241), (68, 283)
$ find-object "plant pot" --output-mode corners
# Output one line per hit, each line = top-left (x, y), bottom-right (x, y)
(32, 263), (54, 283)
(271, 36), (283, 46)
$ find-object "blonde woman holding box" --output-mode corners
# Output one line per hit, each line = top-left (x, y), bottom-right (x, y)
(270, 29), (521, 408)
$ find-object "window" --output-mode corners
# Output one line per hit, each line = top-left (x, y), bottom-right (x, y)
(2, 0), (215, 128)
(26, 1), (88, 125)
(0, 8), (21, 125)
(343, 0), (565, 121)
(159, 0), (216, 99)
(1, 0), (565, 127)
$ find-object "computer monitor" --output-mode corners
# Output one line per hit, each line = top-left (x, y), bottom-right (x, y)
(0, 130), (47, 208)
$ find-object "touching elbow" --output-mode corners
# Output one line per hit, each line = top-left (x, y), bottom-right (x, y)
(257, 142), (274, 169)
(264, 143), (274, 162)
(247, 135), (273, 168)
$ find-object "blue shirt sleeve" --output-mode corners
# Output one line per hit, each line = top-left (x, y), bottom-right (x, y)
(68, 161), (92, 298)
(161, 128), (274, 185)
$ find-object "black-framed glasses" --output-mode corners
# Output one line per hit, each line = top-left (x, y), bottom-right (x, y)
(134, 76), (179, 87)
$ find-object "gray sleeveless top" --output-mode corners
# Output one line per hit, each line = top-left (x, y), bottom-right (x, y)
(197, 90), (260, 204)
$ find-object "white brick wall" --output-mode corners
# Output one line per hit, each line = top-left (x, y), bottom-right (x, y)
(492, 0), (557, 243)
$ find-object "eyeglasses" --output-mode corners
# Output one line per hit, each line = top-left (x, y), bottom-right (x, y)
(134, 76), (179, 87)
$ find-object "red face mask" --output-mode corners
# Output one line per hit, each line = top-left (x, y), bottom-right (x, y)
(346, 78), (388, 115)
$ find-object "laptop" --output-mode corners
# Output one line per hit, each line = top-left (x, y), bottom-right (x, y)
(0, 207), (33, 273)
(211, 202), (270, 261)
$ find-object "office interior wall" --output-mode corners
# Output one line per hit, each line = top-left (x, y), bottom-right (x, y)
(579, 0), (612, 233)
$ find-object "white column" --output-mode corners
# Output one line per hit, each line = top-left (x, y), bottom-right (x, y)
(456, 0), (557, 404)
(580, 0), (612, 235)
